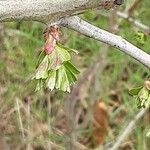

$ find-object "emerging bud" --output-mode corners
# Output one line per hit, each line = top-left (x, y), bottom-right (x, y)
(43, 25), (60, 54)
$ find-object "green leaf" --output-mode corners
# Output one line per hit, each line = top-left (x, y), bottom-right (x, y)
(65, 68), (77, 85)
(55, 65), (70, 92)
(57, 43), (79, 54)
(32, 43), (80, 93)
(35, 55), (49, 79)
(64, 61), (80, 75)
(46, 70), (56, 91)
(60, 68), (70, 92)
(55, 67), (63, 89)
(48, 45), (71, 70)
(35, 79), (44, 91)
(56, 45), (71, 62)
(145, 94), (150, 108)
(129, 86), (143, 96)
(48, 50), (61, 70)
(36, 50), (46, 67)
(138, 87), (149, 101)
(136, 97), (142, 109)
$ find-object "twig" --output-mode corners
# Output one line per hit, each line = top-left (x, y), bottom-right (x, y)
(15, 98), (25, 140)
(59, 16), (150, 68)
(47, 93), (52, 150)
(109, 108), (148, 150)
(117, 11), (150, 33)
(127, 0), (141, 16)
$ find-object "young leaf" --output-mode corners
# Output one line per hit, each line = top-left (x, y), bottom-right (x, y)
(57, 43), (79, 54)
(35, 55), (49, 79)
(145, 94), (150, 108)
(60, 67), (70, 92)
(48, 45), (71, 70)
(65, 68), (77, 85)
(48, 50), (61, 70)
(64, 61), (80, 75)
(35, 79), (45, 91)
(55, 65), (70, 92)
(56, 45), (71, 62)
(136, 97), (142, 109)
(36, 50), (46, 68)
(138, 87), (149, 101)
(129, 86), (143, 96)
(46, 70), (56, 91)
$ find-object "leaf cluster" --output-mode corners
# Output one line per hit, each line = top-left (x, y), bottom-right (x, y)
(32, 44), (80, 92)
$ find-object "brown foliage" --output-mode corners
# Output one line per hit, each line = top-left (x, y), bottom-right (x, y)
(92, 101), (109, 146)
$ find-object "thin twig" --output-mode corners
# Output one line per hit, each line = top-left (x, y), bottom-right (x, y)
(127, 0), (141, 16)
(109, 108), (148, 150)
(15, 98), (25, 140)
(117, 11), (150, 33)
(47, 93), (52, 150)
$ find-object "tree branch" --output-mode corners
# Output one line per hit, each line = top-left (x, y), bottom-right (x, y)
(0, 0), (114, 23)
(59, 16), (150, 68)
(109, 108), (148, 150)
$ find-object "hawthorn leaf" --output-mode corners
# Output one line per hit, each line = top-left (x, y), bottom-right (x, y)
(48, 50), (61, 70)
(48, 45), (71, 70)
(55, 67), (63, 89)
(65, 68), (77, 85)
(138, 87), (149, 101)
(129, 86), (143, 96)
(46, 70), (56, 91)
(60, 68), (70, 92)
(35, 79), (44, 91)
(145, 94), (150, 108)
(56, 45), (71, 62)
(136, 97), (142, 109)
(64, 61), (80, 75)
(36, 50), (46, 67)
(35, 55), (49, 79)
(57, 43), (79, 54)
(55, 65), (70, 92)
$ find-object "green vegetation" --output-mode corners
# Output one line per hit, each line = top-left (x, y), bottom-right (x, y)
(0, 0), (149, 149)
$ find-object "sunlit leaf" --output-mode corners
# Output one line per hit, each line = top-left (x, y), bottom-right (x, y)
(46, 70), (56, 91)
(136, 97), (142, 109)
(138, 87), (149, 101)
(56, 45), (71, 62)
(48, 50), (61, 70)
(55, 65), (70, 92)
(35, 79), (44, 91)
(60, 68), (70, 93)
(32, 43), (80, 92)
(146, 130), (150, 137)
(35, 55), (49, 79)
(57, 43), (79, 54)
(145, 94), (150, 108)
(36, 50), (46, 67)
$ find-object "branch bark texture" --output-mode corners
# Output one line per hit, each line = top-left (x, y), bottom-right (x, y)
(0, 0), (107, 23)
(60, 16), (150, 68)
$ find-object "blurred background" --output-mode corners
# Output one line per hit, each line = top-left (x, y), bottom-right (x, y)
(0, 0), (149, 149)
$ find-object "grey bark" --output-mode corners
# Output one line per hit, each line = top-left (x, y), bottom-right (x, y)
(0, 0), (104, 23)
